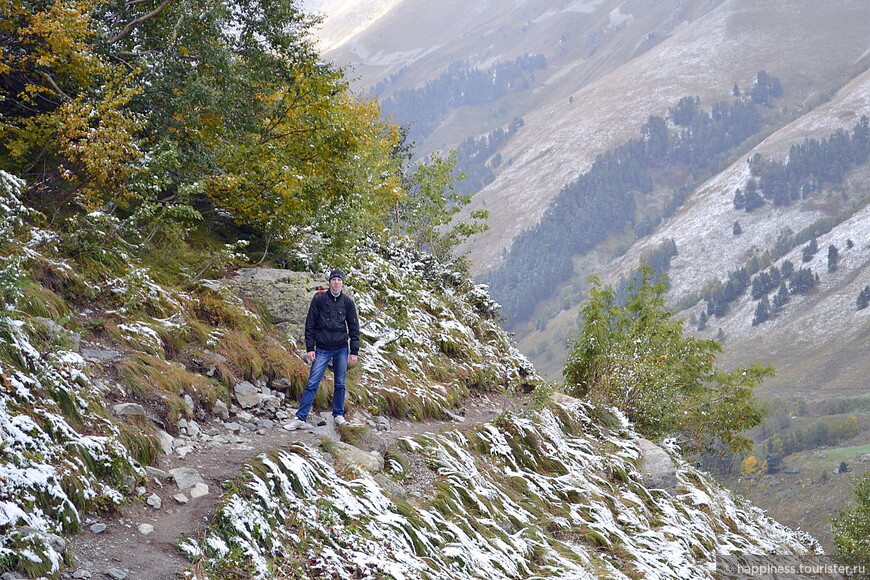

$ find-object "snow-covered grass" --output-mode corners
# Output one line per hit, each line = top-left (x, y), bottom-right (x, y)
(184, 398), (817, 579)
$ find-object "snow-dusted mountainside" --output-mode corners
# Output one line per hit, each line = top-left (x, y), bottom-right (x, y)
(184, 398), (820, 579)
(313, 0), (870, 397)
(0, 172), (820, 578)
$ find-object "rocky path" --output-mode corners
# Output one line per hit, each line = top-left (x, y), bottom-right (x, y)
(63, 391), (512, 580)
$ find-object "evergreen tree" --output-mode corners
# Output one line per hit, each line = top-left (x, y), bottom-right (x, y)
(733, 221), (743, 235)
(772, 282), (790, 311)
(752, 295), (770, 326)
(858, 286), (870, 310)
(828, 244), (839, 272)
(802, 238), (818, 262)
(789, 268), (817, 294)
(698, 310), (708, 331)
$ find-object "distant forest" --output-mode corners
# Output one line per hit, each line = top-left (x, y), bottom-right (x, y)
(485, 74), (779, 328)
(374, 54), (546, 146)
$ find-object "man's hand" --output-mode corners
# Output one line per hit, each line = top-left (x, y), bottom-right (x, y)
(306, 351), (316, 363)
(349, 354), (358, 367)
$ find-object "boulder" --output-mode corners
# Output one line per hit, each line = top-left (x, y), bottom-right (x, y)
(326, 441), (384, 474)
(232, 268), (325, 340)
(635, 438), (678, 492)
(234, 381), (260, 409)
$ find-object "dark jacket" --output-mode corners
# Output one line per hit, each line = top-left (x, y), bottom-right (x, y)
(304, 290), (360, 354)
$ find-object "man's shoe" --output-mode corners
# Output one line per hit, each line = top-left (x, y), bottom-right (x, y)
(284, 418), (312, 431)
(333, 415), (347, 427)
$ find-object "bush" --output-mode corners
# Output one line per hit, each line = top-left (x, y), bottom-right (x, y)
(564, 266), (770, 455)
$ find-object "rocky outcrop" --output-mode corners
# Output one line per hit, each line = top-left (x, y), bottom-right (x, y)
(232, 268), (325, 342)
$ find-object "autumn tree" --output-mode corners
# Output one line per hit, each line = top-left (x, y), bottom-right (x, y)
(564, 266), (770, 455)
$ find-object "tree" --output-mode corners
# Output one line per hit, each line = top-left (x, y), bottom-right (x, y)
(828, 244), (839, 272)
(789, 268), (817, 294)
(833, 476), (870, 562)
(392, 150), (489, 262)
(733, 221), (743, 235)
(752, 295), (770, 326)
(858, 286), (870, 310)
(802, 238), (818, 262)
(564, 267), (770, 455)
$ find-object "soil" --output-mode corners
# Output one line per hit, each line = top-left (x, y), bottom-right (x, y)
(64, 390), (522, 580)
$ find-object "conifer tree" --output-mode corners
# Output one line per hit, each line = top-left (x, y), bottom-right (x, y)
(752, 295), (770, 326)
(828, 244), (839, 272)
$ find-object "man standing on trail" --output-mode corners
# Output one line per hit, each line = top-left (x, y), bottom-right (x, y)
(285, 268), (359, 430)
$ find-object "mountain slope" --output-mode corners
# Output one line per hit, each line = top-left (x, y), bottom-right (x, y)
(0, 171), (821, 579)
(317, 0), (870, 275)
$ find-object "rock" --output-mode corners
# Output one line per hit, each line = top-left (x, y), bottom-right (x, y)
(112, 403), (147, 417)
(635, 438), (678, 492)
(213, 399), (230, 420)
(89, 523), (107, 534)
(233, 269), (322, 339)
(104, 568), (127, 579)
(138, 523), (154, 535)
(34, 316), (81, 351)
(81, 348), (123, 364)
(169, 467), (205, 491)
(375, 416), (391, 432)
(183, 394), (195, 413)
(145, 466), (170, 480)
(146, 493), (162, 509)
(71, 569), (92, 579)
(234, 381), (260, 409)
(224, 421), (242, 433)
(189, 482), (210, 499)
(155, 430), (174, 454)
(326, 440), (384, 474)
(172, 493), (189, 504)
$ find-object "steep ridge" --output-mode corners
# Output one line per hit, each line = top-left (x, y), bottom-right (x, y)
(0, 172), (821, 579)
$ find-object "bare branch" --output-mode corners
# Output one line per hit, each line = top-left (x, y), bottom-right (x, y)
(109, 0), (175, 45)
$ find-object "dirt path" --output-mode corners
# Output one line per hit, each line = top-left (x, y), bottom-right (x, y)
(65, 391), (516, 579)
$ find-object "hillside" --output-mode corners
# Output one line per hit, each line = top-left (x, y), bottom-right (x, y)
(0, 171), (823, 578)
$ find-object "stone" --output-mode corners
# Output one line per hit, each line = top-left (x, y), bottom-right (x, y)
(169, 467), (204, 491)
(172, 493), (189, 504)
(89, 523), (107, 534)
(104, 568), (127, 579)
(138, 523), (154, 535)
(326, 440), (384, 474)
(224, 421), (242, 432)
(146, 493), (162, 509)
(183, 394), (195, 413)
(234, 381), (260, 409)
(112, 403), (147, 417)
(189, 482), (210, 499)
(155, 430), (174, 454)
(232, 269), (322, 339)
(71, 569), (92, 579)
(81, 348), (123, 363)
(213, 399), (230, 420)
(635, 438), (678, 492)
(145, 466), (170, 480)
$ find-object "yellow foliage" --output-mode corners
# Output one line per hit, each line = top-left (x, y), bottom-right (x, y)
(1, 0), (145, 208)
(740, 455), (767, 478)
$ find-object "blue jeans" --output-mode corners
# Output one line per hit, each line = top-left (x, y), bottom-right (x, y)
(296, 347), (348, 421)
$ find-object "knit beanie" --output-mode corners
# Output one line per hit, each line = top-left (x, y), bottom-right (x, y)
(329, 268), (344, 281)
